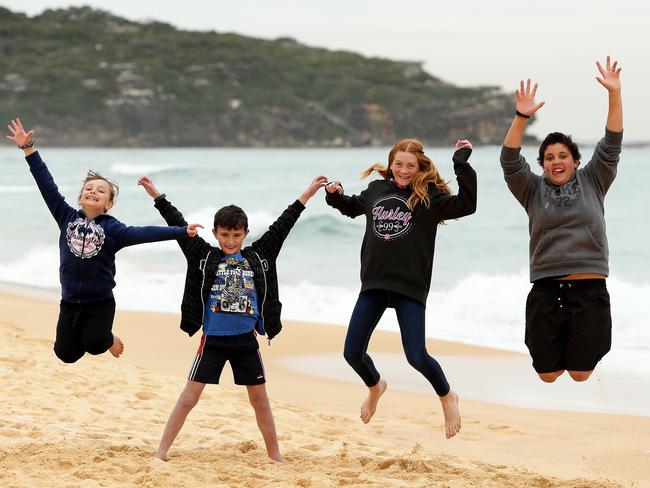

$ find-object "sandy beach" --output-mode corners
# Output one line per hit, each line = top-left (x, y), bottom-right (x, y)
(1, 287), (649, 487)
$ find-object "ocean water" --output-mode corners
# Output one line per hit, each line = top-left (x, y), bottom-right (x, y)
(0, 145), (648, 376)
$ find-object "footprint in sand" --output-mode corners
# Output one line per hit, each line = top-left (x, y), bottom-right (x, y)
(377, 458), (396, 469)
(300, 444), (321, 452)
(322, 428), (345, 436)
(487, 424), (526, 435)
(135, 391), (155, 400)
(336, 470), (359, 479)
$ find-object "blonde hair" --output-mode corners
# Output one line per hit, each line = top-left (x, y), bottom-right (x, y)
(361, 138), (452, 211)
(78, 170), (120, 203)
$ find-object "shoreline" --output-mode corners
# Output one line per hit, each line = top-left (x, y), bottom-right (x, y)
(2, 282), (648, 417)
(2, 287), (650, 486)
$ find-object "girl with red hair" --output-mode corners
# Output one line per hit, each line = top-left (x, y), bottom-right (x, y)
(325, 138), (477, 438)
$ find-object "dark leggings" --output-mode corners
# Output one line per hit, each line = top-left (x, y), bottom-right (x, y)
(54, 298), (116, 363)
(343, 289), (450, 397)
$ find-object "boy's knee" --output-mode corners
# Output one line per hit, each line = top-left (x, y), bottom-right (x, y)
(178, 391), (201, 410)
(247, 386), (270, 410)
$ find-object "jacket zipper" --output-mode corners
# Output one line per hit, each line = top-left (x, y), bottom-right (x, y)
(77, 219), (89, 303)
(254, 251), (269, 345)
(199, 250), (211, 328)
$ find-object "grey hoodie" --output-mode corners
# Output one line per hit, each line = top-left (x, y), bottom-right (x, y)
(500, 129), (623, 282)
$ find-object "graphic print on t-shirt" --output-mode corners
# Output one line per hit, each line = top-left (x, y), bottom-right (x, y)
(66, 218), (105, 258)
(543, 180), (581, 209)
(371, 194), (413, 241)
(208, 256), (256, 316)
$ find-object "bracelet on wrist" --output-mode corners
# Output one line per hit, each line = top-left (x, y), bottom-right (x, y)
(515, 110), (530, 119)
(18, 140), (35, 150)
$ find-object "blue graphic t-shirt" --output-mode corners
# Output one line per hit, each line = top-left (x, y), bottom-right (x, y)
(203, 253), (263, 336)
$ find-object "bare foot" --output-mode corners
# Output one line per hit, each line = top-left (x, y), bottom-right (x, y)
(440, 390), (461, 439)
(360, 379), (387, 424)
(269, 452), (286, 464)
(108, 335), (124, 358)
(152, 451), (167, 461)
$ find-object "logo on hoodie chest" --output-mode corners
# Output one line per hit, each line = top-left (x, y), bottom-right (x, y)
(66, 218), (106, 258)
(371, 195), (413, 241)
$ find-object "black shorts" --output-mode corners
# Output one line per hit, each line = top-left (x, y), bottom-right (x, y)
(54, 298), (116, 363)
(188, 332), (265, 385)
(525, 279), (611, 373)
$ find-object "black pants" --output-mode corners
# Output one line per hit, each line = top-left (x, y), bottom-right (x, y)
(54, 298), (116, 363)
(344, 289), (450, 397)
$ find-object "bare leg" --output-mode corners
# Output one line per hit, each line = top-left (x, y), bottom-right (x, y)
(568, 370), (593, 382)
(360, 378), (387, 424)
(538, 370), (565, 383)
(154, 380), (206, 460)
(247, 384), (284, 463)
(440, 389), (461, 439)
(108, 335), (124, 358)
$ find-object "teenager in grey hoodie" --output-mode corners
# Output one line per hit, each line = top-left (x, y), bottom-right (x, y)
(500, 56), (623, 383)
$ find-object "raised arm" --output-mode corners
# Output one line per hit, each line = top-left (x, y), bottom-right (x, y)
(582, 56), (624, 195)
(254, 176), (327, 259)
(500, 82), (544, 210)
(324, 180), (367, 218)
(503, 79), (545, 149)
(298, 175), (328, 205)
(139, 176), (187, 228)
(6, 118), (75, 227)
(6, 118), (35, 157)
(434, 141), (477, 220)
(595, 55), (623, 132)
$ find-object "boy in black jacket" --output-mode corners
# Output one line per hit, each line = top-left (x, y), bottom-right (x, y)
(138, 175), (327, 463)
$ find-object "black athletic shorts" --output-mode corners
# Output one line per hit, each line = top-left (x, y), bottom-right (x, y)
(54, 298), (116, 363)
(188, 332), (265, 385)
(525, 279), (611, 373)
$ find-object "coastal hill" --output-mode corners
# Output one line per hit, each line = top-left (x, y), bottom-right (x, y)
(0, 7), (528, 147)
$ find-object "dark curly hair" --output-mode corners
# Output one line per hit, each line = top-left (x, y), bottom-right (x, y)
(537, 132), (581, 166)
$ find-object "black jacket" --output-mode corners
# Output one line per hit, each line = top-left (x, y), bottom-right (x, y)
(154, 196), (305, 340)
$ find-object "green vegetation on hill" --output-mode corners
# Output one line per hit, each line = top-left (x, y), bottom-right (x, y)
(0, 6), (528, 147)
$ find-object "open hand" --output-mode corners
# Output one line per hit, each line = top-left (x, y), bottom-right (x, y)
(515, 79), (545, 117)
(6, 118), (34, 147)
(298, 175), (329, 204)
(596, 56), (622, 92)
(137, 176), (161, 199)
(187, 223), (204, 237)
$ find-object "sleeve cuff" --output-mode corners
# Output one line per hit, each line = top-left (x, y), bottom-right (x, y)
(453, 147), (472, 163)
(604, 128), (623, 146)
(292, 199), (306, 211)
(500, 145), (522, 162)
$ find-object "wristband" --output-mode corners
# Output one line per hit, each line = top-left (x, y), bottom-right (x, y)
(154, 193), (166, 202)
(18, 140), (35, 149)
(515, 110), (530, 119)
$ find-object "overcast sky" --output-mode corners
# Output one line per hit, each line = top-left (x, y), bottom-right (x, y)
(3, 0), (648, 142)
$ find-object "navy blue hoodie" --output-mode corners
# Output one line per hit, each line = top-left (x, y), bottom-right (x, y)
(26, 151), (188, 303)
